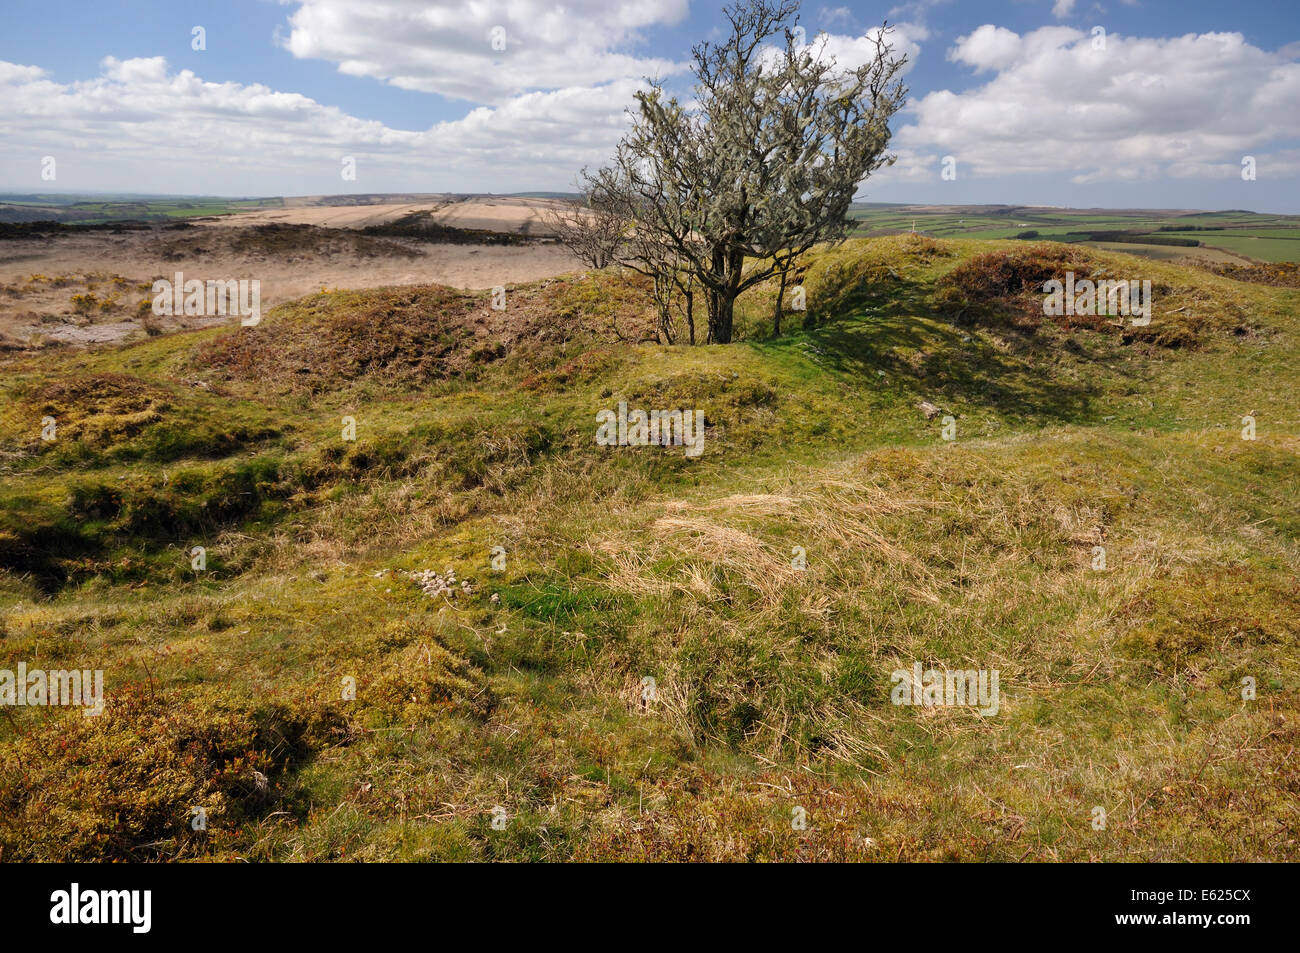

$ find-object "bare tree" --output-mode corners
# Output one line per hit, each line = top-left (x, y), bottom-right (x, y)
(586, 0), (907, 344)
(545, 191), (626, 270)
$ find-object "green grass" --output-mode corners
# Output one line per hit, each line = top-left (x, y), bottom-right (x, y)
(1, 235), (1296, 861)
(0, 195), (273, 226)
(848, 205), (1300, 264)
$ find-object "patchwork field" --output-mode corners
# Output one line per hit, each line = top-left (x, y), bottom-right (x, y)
(1, 234), (1296, 861)
(850, 204), (1300, 265)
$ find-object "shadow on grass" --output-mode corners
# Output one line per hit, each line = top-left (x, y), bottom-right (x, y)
(759, 281), (1102, 424)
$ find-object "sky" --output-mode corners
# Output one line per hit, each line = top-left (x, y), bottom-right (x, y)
(1, 0), (1298, 211)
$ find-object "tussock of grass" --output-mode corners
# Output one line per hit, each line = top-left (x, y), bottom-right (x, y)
(17, 373), (171, 447)
(0, 689), (347, 861)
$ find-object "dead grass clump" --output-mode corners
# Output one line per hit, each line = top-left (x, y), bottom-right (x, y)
(21, 373), (172, 446)
(194, 286), (495, 389)
(935, 244), (1098, 332)
(1197, 260), (1300, 288)
(361, 636), (494, 727)
(935, 244), (1256, 348)
(0, 688), (346, 861)
(195, 280), (619, 392)
(943, 244), (1095, 301)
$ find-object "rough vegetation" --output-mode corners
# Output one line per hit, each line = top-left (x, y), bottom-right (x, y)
(0, 235), (1296, 861)
(150, 223), (423, 263)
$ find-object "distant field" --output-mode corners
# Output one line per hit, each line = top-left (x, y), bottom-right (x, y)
(0, 195), (280, 225)
(7, 196), (1298, 264)
(849, 204), (1300, 264)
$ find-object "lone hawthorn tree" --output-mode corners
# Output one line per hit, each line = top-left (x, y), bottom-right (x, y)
(584, 0), (908, 344)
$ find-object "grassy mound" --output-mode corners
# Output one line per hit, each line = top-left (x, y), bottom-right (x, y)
(194, 274), (655, 395)
(15, 373), (172, 448)
(931, 242), (1252, 347)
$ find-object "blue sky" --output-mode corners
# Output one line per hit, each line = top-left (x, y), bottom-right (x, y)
(2, 0), (1298, 211)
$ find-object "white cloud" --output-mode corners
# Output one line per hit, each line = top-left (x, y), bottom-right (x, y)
(881, 27), (1300, 186)
(0, 62), (47, 83)
(8, 16), (1294, 199)
(947, 24), (1024, 72)
(0, 55), (649, 193)
(808, 23), (926, 72)
(282, 0), (690, 105)
(0, 12), (929, 196)
(817, 7), (855, 30)
(1052, 0), (1077, 19)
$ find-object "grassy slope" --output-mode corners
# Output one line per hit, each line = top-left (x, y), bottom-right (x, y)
(0, 236), (1296, 861)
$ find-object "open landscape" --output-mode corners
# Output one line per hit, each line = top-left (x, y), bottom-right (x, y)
(849, 204), (1300, 265)
(7, 197), (1297, 349)
(2, 210), (1296, 861)
(0, 195), (575, 346)
(0, 0), (1296, 916)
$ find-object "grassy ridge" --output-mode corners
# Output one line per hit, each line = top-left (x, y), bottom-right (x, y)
(1, 235), (1296, 861)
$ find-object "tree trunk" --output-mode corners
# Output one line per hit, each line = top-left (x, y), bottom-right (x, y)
(773, 267), (788, 337)
(710, 291), (736, 344)
(685, 289), (695, 345)
(655, 273), (674, 344)
(705, 246), (744, 344)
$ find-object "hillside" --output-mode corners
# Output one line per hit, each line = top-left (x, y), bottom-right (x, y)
(0, 235), (1296, 861)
